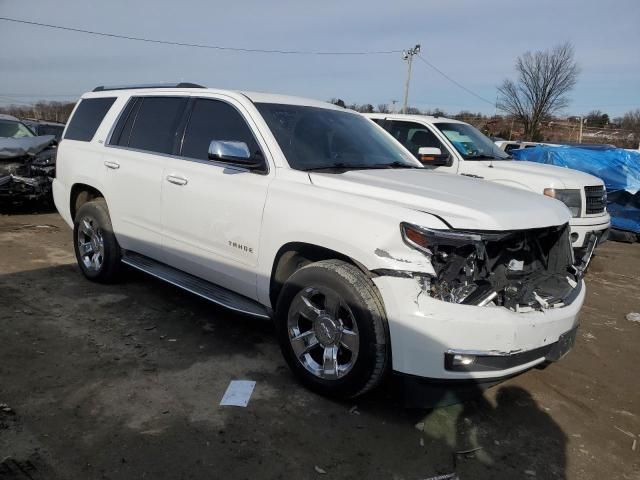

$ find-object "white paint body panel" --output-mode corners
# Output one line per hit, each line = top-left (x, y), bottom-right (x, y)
(366, 113), (611, 247)
(375, 276), (584, 378)
(54, 88), (585, 382)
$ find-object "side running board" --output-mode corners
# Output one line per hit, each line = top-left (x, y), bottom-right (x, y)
(122, 251), (271, 319)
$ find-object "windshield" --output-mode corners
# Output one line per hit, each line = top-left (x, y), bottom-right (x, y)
(434, 122), (509, 160)
(0, 120), (35, 138)
(256, 103), (420, 171)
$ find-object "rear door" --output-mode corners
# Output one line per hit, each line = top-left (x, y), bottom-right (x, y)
(160, 95), (273, 299)
(104, 95), (187, 260)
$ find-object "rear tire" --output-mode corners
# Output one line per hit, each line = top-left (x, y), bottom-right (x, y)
(275, 259), (390, 399)
(73, 198), (122, 283)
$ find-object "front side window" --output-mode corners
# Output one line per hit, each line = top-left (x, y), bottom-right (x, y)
(387, 120), (447, 158)
(64, 97), (116, 142)
(0, 120), (35, 138)
(256, 103), (419, 171)
(434, 122), (509, 160)
(504, 144), (520, 154)
(181, 99), (261, 161)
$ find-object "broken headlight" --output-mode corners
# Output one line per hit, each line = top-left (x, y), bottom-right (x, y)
(544, 188), (581, 217)
(400, 222), (577, 310)
(32, 148), (56, 166)
(401, 223), (492, 304)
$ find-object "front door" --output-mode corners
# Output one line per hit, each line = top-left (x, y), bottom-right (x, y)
(160, 96), (273, 300)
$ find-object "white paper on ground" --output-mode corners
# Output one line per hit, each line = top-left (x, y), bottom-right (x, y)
(219, 380), (256, 407)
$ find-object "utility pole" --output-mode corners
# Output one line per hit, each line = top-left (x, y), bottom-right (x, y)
(402, 44), (421, 114)
(578, 116), (583, 143)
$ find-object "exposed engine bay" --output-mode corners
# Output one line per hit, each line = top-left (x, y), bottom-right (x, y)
(0, 135), (57, 202)
(401, 223), (583, 312)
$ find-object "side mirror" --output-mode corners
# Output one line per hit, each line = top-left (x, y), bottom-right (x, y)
(208, 140), (263, 169)
(417, 147), (451, 166)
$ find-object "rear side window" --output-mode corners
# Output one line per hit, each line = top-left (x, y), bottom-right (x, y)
(181, 99), (261, 160)
(111, 96), (187, 155)
(64, 97), (116, 141)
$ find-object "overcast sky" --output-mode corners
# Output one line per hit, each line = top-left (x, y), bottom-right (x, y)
(1, 0), (638, 117)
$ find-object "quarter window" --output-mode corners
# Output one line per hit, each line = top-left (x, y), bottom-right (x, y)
(181, 99), (261, 161)
(64, 97), (116, 142)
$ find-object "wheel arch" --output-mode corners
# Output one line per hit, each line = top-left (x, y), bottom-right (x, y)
(69, 183), (105, 221)
(269, 241), (372, 308)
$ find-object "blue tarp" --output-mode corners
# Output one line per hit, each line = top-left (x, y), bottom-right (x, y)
(513, 145), (640, 234)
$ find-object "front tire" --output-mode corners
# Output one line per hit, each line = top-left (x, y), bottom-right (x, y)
(275, 259), (390, 399)
(73, 198), (122, 283)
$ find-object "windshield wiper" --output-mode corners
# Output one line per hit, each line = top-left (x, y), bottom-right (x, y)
(305, 161), (418, 172)
(464, 154), (504, 160)
(367, 161), (420, 169)
(304, 162), (348, 172)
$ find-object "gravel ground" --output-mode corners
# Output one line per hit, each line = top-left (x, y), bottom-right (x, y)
(0, 210), (639, 480)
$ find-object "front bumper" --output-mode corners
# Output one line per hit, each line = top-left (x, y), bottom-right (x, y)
(0, 174), (52, 201)
(373, 275), (585, 380)
(394, 328), (576, 407)
(569, 213), (610, 248)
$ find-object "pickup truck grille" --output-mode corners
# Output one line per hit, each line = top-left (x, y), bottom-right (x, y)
(584, 185), (606, 214)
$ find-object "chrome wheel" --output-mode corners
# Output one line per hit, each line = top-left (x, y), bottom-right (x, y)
(77, 216), (104, 272)
(287, 286), (360, 380)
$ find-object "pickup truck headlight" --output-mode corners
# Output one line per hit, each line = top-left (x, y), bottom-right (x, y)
(544, 188), (581, 217)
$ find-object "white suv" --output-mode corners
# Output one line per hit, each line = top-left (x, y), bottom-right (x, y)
(54, 84), (586, 400)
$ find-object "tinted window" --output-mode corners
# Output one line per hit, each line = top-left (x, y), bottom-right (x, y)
(109, 97), (141, 147)
(181, 99), (261, 161)
(39, 125), (65, 140)
(387, 120), (446, 158)
(504, 144), (521, 154)
(64, 97), (116, 141)
(127, 97), (187, 154)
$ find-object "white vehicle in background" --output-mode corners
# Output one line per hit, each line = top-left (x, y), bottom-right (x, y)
(54, 84), (586, 402)
(367, 113), (610, 254)
(494, 140), (544, 155)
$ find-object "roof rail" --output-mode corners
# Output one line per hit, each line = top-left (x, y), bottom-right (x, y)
(92, 82), (205, 92)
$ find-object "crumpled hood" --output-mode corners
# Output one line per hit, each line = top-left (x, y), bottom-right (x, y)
(463, 160), (604, 189)
(0, 135), (55, 160)
(309, 169), (571, 231)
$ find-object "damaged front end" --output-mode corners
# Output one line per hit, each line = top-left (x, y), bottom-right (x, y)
(0, 136), (56, 202)
(400, 222), (584, 312)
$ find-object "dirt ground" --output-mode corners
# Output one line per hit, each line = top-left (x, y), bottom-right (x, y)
(0, 209), (639, 480)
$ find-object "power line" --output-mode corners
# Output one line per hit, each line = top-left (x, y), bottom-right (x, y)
(416, 54), (495, 106)
(0, 17), (402, 56)
(0, 93), (79, 97)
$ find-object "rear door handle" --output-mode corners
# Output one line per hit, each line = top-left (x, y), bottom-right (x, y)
(166, 175), (188, 186)
(104, 160), (120, 170)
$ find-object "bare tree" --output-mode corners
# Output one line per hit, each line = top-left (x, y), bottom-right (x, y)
(498, 42), (578, 140)
(328, 98), (346, 108)
(377, 104), (390, 113)
(0, 100), (76, 123)
(621, 108), (640, 147)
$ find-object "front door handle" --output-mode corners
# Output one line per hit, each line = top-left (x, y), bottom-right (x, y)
(166, 175), (188, 186)
(104, 160), (120, 170)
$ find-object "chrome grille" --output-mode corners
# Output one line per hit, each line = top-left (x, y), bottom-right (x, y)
(584, 185), (606, 214)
